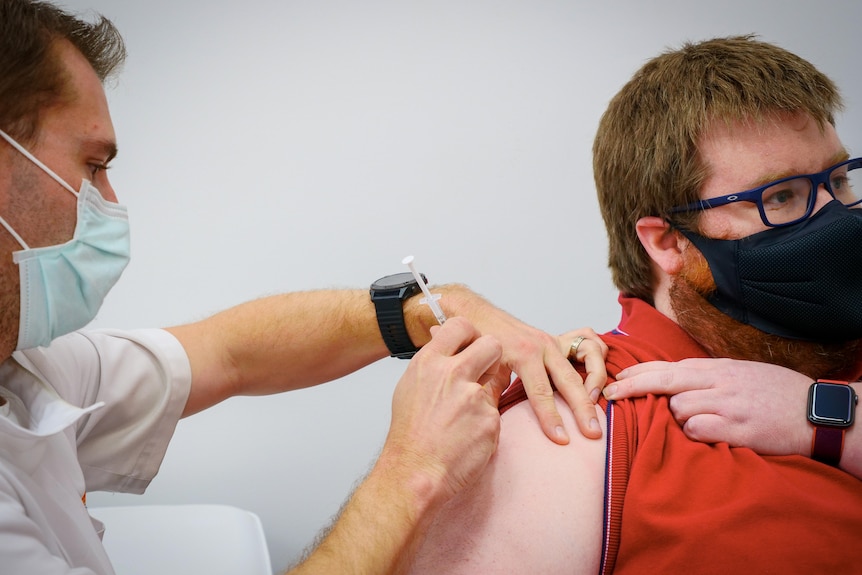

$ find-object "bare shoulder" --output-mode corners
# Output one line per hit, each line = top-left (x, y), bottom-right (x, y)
(408, 394), (607, 575)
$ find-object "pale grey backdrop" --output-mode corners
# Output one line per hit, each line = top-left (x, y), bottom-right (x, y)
(55, 0), (861, 571)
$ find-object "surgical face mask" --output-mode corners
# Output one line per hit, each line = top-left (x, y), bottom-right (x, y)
(677, 200), (862, 342)
(0, 129), (130, 350)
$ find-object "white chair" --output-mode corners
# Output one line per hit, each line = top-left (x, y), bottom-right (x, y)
(89, 504), (272, 575)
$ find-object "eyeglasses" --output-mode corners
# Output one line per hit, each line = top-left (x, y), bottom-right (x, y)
(669, 157), (862, 227)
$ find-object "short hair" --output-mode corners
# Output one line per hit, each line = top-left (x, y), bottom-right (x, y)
(592, 35), (843, 302)
(0, 0), (126, 144)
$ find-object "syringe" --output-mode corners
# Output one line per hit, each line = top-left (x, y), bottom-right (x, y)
(402, 255), (447, 325)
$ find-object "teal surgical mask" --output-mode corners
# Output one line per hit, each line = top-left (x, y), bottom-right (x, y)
(0, 129), (130, 350)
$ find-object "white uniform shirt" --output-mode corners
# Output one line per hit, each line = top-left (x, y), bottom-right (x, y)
(0, 328), (191, 574)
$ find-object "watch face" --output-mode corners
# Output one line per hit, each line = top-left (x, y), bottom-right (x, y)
(372, 272), (422, 290)
(809, 383), (856, 426)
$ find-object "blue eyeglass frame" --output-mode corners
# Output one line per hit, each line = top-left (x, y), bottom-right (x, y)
(669, 157), (862, 227)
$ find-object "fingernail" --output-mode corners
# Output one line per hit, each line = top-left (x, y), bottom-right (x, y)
(603, 384), (617, 399)
(589, 418), (600, 432)
(590, 388), (600, 403)
(555, 425), (568, 441)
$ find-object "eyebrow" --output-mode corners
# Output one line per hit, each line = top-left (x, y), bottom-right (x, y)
(750, 149), (851, 187)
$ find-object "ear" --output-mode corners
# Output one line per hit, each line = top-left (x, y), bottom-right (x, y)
(636, 216), (686, 275)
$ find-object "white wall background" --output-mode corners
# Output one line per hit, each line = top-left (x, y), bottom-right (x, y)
(56, 0), (861, 571)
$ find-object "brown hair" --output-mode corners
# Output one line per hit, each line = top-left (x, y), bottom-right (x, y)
(0, 0), (126, 144)
(592, 35), (843, 302)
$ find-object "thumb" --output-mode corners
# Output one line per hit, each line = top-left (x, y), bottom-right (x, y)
(480, 368), (510, 407)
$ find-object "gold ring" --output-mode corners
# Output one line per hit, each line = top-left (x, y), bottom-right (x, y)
(569, 336), (586, 359)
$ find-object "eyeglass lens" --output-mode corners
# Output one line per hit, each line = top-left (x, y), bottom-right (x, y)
(761, 162), (860, 225)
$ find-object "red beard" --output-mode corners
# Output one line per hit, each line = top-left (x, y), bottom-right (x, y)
(669, 245), (862, 380)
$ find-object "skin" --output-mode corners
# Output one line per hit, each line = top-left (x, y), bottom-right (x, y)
(407, 334), (607, 575)
(606, 359), (861, 478)
(0, 39), (608, 437)
(639, 114), (848, 324)
(289, 317), (508, 575)
(0, 40), (117, 356)
(0, 39), (609, 573)
(612, 112), (861, 480)
(407, 396), (606, 575)
(406, 111), (860, 573)
(0, 54), (605, 442)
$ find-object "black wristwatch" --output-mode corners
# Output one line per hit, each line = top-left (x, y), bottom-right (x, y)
(807, 379), (858, 466)
(370, 272), (427, 359)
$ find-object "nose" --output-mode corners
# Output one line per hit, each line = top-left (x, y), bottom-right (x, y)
(97, 177), (119, 203)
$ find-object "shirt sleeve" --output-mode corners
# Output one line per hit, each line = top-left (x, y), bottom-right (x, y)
(19, 329), (192, 494)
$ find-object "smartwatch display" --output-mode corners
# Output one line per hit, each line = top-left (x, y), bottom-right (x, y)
(370, 272), (427, 359)
(807, 380), (858, 466)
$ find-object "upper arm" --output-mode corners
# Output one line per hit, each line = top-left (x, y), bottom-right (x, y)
(408, 395), (607, 575)
(165, 321), (238, 418)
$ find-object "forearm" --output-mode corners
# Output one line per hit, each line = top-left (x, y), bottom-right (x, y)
(170, 289), (384, 416)
(171, 285), (475, 417)
(287, 450), (443, 575)
(202, 284), (480, 391)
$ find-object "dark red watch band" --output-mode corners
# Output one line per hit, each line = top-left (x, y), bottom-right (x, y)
(811, 426), (844, 466)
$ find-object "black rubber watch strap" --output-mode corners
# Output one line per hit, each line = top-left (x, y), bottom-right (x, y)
(373, 295), (419, 359)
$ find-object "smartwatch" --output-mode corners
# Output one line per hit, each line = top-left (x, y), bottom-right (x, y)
(807, 379), (858, 466)
(370, 272), (427, 359)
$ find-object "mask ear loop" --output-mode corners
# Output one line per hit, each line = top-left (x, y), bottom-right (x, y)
(0, 129), (79, 197)
(0, 129), (82, 249)
(0, 214), (29, 250)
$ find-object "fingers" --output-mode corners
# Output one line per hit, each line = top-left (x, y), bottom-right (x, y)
(545, 353), (603, 441)
(519, 362), (570, 445)
(604, 362), (712, 400)
(536, 328), (608, 441)
(614, 360), (674, 379)
(679, 413), (725, 444)
(468, 319), (608, 445)
(478, 368), (510, 406)
(386, 320), (506, 502)
(422, 317), (504, 402)
(422, 316), (482, 357)
(616, 357), (736, 379)
(519, 327), (610, 442)
(558, 328), (608, 362)
(558, 329), (608, 403)
(573, 338), (608, 403)
(666, 391), (715, 425)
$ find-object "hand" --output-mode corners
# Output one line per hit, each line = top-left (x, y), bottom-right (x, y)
(604, 358), (811, 456)
(474, 313), (607, 444)
(439, 286), (607, 443)
(556, 327), (609, 405)
(384, 316), (506, 500)
(289, 317), (504, 574)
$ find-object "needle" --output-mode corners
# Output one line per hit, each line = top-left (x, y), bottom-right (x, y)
(402, 255), (447, 325)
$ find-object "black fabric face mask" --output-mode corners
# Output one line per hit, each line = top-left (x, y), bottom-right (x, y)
(677, 201), (862, 342)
